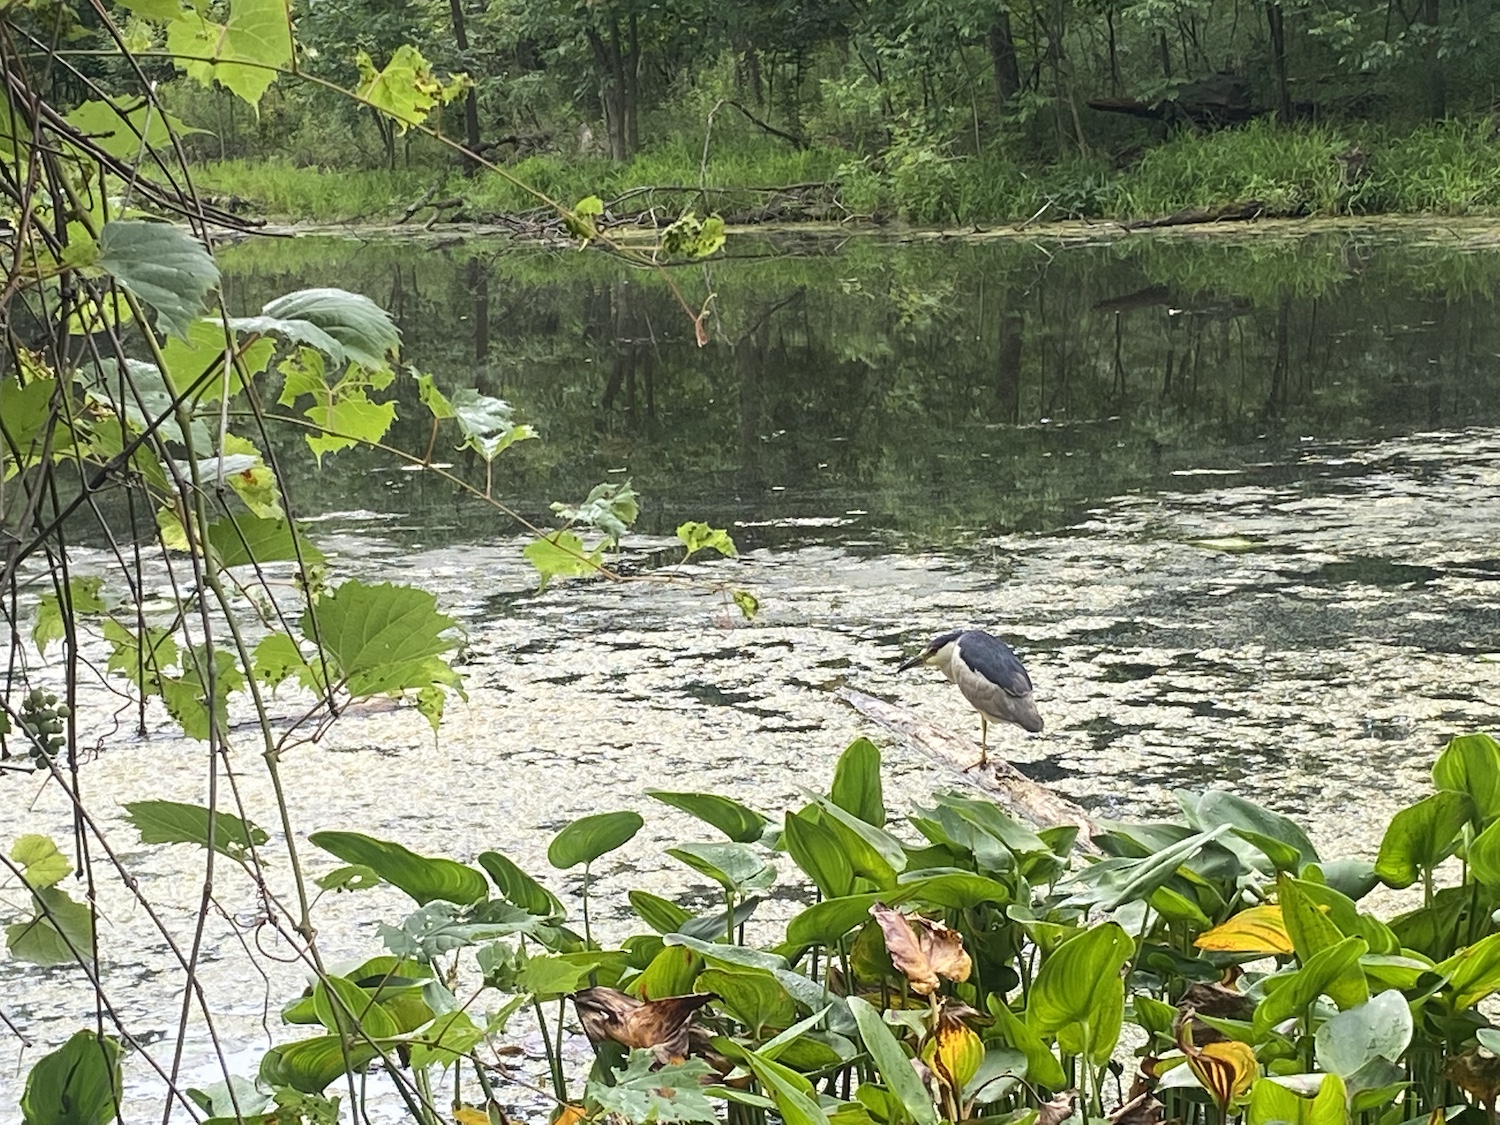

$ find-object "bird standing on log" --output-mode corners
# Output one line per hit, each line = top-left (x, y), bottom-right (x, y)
(897, 629), (1043, 770)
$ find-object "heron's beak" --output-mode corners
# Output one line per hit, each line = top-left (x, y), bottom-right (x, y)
(896, 652), (928, 672)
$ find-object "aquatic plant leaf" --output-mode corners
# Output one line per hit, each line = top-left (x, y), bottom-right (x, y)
(259, 1034), (381, 1094)
(930, 1012), (985, 1093)
(123, 800), (268, 859)
(1469, 818), (1500, 890)
(1244, 1073), (1347, 1125)
(312, 973), (400, 1038)
(97, 220), (219, 341)
(300, 579), (460, 701)
(648, 790), (768, 844)
(518, 951), (627, 997)
(20, 1031), (121, 1125)
(783, 812), (855, 898)
(697, 968), (795, 1038)
(786, 893), (884, 947)
(548, 811), (643, 869)
(807, 795), (906, 884)
(309, 831), (487, 905)
(962, 1046), (1026, 1106)
(1026, 922), (1132, 1065)
(1195, 905), (1294, 955)
(985, 997), (1068, 1091)
(743, 1052), (828, 1125)
(676, 521), (737, 560)
(6, 886), (95, 967)
(32, 576), (105, 653)
(1434, 929), (1500, 1008)
(1374, 790), (1471, 889)
(630, 890), (693, 934)
(1189, 790), (1319, 871)
(477, 850), (564, 918)
(1433, 733), (1500, 825)
(732, 590), (760, 620)
(524, 531), (605, 590)
(869, 903), (971, 995)
(1087, 824), (1232, 911)
(573, 987), (716, 1063)
(633, 944), (703, 1000)
(830, 737), (885, 827)
(186, 1076), (268, 1122)
(260, 288), (399, 371)
(847, 996), (940, 1125)
(1313, 989), (1412, 1080)
(1185, 1040), (1257, 1113)
(901, 872), (1013, 910)
(663, 934), (787, 973)
(11, 836), (71, 890)
(1253, 937), (1369, 1035)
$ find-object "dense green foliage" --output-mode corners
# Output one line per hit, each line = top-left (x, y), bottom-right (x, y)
(146, 0), (1500, 223)
(16, 733), (1500, 1123)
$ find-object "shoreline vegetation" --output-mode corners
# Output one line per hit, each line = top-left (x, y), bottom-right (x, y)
(191, 119), (1500, 231)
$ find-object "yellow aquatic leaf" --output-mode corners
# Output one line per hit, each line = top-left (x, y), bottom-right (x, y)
(453, 1109), (491, 1125)
(1187, 1040), (1258, 1112)
(1194, 904), (1293, 955)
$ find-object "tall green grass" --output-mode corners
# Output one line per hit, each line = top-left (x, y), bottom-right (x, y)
(189, 118), (1500, 226)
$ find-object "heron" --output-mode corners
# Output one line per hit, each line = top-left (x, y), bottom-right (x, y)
(897, 628), (1043, 769)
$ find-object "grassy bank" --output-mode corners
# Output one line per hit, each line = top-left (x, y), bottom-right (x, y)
(191, 118), (1500, 228)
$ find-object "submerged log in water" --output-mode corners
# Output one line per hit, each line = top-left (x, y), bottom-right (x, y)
(837, 687), (1101, 853)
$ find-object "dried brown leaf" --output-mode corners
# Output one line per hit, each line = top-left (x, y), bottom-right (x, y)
(1037, 1091), (1075, 1125)
(869, 902), (972, 995)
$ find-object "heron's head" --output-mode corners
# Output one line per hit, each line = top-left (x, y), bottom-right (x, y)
(897, 629), (964, 672)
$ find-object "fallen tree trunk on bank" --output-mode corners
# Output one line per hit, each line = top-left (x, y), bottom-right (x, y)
(836, 687), (1100, 852)
(1119, 199), (1272, 230)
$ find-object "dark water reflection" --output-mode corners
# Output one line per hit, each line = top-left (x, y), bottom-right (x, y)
(219, 227), (1500, 549)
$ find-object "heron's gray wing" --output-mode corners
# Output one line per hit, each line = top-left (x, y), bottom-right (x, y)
(956, 631), (1034, 696)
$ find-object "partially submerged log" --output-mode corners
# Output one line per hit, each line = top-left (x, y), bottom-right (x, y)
(837, 687), (1100, 853)
(1119, 199), (1269, 230)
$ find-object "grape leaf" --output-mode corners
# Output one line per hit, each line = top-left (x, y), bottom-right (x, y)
(355, 45), (469, 134)
(158, 646), (244, 740)
(104, 619), (178, 691)
(97, 220), (219, 341)
(12, 835), (72, 889)
(34, 576), (106, 651)
(64, 97), (201, 162)
(415, 371), (456, 419)
(259, 288), (400, 371)
(159, 317), (274, 404)
(523, 532), (604, 590)
(550, 482), (638, 544)
(205, 514), (324, 569)
(677, 521), (737, 560)
(587, 1051), (718, 1124)
(166, 0), (292, 108)
(449, 388), (536, 461)
(123, 799), (269, 858)
(6, 886), (96, 966)
(301, 580), (462, 703)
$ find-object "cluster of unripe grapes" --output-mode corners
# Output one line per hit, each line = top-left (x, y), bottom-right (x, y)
(17, 687), (69, 769)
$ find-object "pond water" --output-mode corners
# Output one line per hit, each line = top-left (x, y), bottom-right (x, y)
(4, 222), (1500, 1120)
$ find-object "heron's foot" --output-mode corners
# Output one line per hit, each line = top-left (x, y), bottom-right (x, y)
(963, 751), (990, 773)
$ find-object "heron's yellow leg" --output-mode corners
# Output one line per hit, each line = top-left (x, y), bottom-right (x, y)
(965, 716), (990, 772)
